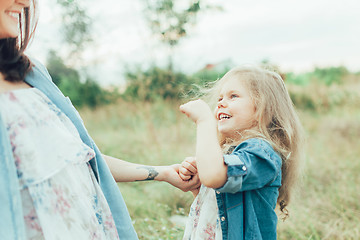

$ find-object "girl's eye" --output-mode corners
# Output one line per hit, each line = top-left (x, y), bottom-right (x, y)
(218, 97), (223, 102)
(230, 94), (239, 99)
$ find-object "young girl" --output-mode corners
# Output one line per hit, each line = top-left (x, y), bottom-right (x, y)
(179, 66), (304, 240)
(0, 0), (199, 239)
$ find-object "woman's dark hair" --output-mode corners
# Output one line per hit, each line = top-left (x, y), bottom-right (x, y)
(0, 0), (37, 82)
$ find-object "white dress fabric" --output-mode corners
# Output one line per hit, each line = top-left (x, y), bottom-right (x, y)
(183, 185), (222, 240)
(0, 88), (119, 239)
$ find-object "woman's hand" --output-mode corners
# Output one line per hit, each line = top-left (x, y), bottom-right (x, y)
(179, 157), (201, 197)
(163, 164), (201, 192)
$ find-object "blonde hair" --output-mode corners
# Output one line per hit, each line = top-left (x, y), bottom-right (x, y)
(204, 65), (304, 218)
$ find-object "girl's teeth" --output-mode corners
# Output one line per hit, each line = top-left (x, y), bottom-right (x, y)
(220, 114), (230, 120)
(7, 12), (19, 18)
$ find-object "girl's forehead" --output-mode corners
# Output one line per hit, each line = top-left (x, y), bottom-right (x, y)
(218, 77), (247, 93)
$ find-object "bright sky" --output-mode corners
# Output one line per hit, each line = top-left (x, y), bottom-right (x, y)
(28, 0), (360, 86)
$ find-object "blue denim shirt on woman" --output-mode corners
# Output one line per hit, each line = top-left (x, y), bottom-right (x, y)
(0, 59), (138, 239)
(215, 138), (282, 240)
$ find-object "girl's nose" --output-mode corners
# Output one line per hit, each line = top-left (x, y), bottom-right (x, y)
(217, 99), (228, 108)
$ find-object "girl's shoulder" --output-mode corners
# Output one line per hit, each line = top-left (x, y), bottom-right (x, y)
(235, 138), (272, 150)
(233, 138), (281, 164)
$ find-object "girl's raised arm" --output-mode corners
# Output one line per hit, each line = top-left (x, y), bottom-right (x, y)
(180, 100), (227, 189)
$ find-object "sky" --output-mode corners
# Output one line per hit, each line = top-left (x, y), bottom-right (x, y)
(27, 0), (360, 86)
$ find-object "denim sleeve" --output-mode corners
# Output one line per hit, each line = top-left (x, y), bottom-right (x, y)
(216, 138), (282, 194)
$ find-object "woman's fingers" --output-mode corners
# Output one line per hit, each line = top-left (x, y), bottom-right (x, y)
(179, 171), (191, 181)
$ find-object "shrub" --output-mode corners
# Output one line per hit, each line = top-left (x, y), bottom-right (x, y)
(123, 66), (197, 101)
(286, 66), (349, 86)
(46, 51), (115, 108)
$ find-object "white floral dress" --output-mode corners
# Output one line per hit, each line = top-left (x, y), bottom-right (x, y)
(0, 88), (119, 240)
(183, 185), (222, 240)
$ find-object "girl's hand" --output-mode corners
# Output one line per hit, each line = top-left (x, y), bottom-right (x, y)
(179, 157), (197, 181)
(180, 99), (214, 124)
(166, 164), (201, 192)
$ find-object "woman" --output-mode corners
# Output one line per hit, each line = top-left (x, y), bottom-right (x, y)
(0, 0), (200, 239)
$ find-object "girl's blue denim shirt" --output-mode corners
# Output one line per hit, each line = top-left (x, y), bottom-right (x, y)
(0, 59), (138, 240)
(215, 138), (282, 240)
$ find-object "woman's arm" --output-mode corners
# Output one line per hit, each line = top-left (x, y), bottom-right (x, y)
(102, 154), (201, 192)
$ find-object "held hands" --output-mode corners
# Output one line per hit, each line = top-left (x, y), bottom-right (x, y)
(180, 99), (214, 124)
(179, 157), (200, 196)
(166, 164), (201, 192)
(179, 157), (197, 180)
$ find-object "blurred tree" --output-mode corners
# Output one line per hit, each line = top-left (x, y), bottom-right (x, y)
(46, 50), (111, 108)
(56, 0), (92, 64)
(46, 50), (79, 86)
(123, 0), (221, 101)
(313, 66), (348, 85)
(286, 66), (349, 86)
(46, 50), (83, 105)
(47, 0), (112, 108)
(141, 0), (220, 70)
(123, 66), (197, 101)
(81, 78), (110, 108)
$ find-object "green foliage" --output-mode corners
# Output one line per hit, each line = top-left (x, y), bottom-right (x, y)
(289, 85), (360, 113)
(123, 63), (360, 114)
(286, 67), (359, 113)
(81, 78), (111, 108)
(46, 50), (79, 86)
(285, 72), (311, 85)
(286, 66), (349, 86)
(313, 66), (348, 85)
(123, 63), (234, 102)
(57, 77), (112, 108)
(123, 66), (197, 101)
(141, 0), (220, 70)
(142, 0), (202, 47)
(56, 0), (92, 55)
(46, 50), (116, 108)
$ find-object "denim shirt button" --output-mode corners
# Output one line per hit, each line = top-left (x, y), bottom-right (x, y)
(242, 166), (247, 171)
(221, 216), (226, 221)
(216, 191), (220, 194)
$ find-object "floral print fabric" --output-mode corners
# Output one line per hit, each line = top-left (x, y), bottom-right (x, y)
(0, 88), (119, 239)
(183, 185), (222, 240)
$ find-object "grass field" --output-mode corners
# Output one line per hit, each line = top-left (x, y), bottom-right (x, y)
(79, 80), (360, 240)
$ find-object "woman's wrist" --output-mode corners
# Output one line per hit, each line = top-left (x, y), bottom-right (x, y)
(153, 166), (169, 182)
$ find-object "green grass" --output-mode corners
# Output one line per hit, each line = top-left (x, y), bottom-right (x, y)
(79, 82), (360, 239)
